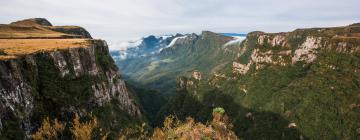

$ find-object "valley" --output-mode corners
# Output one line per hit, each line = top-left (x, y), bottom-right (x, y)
(0, 18), (359, 140)
(112, 23), (360, 139)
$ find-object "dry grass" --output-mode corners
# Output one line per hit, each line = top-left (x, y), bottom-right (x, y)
(0, 25), (80, 39)
(149, 112), (239, 140)
(0, 39), (89, 60)
(32, 117), (66, 140)
(71, 114), (98, 140)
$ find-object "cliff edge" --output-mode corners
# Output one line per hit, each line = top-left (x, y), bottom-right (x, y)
(0, 18), (141, 139)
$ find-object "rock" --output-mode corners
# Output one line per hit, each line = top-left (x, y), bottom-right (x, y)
(292, 37), (322, 64)
(288, 123), (297, 128)
(192, 70), (202, 80)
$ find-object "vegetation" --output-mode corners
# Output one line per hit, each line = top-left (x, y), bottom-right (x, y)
(32, 117), (65, 140)
(70, 114), (100, 140)
(127, 84), (168, 125)
(156, 24), (360, 139)
(32, 114), (108, 140)
(32, 108), (239, 140)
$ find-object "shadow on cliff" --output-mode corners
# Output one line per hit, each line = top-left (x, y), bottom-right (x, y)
(155, 89), (307, 140)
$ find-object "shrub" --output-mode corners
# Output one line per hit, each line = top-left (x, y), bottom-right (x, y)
(70, 114), (98, 140)
(32, 114), (108, 140)
(213, 107), (225, 114)
(31, 117), (65, 140)
(150, 108), (238, 140)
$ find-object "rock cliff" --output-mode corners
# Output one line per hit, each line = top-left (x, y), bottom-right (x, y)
(0, 19), (141, 139)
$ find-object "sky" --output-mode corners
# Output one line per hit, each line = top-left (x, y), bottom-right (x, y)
(1, 0), (359, 48)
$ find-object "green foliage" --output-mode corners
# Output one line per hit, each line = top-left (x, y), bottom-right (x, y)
(96, 52), (116, 71)
(0, 114), (25, 140)
(92, 101), (140, 139)
(156, 26), (360, 139)
(127, 84), (167, 125)
(213, 107), (225, 114)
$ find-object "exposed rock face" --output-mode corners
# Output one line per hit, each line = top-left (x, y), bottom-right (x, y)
(292, 37), (322, 63)
(233, 62), (250, 74)
(233, 24), (360, 75)
(192, 70), (202, 80)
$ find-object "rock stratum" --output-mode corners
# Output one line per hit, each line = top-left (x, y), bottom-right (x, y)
(0, 18), (141, 139)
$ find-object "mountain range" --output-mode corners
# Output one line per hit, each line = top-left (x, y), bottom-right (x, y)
(0, 18), (360, 140)
(111, 32), (246, 94)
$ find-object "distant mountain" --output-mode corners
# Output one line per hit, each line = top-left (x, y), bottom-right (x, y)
(220, 33), (247, 37)
(110, 34), (183, 60)
(111, 31), (246, 94)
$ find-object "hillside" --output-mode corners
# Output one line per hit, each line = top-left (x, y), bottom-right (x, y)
(157, 23), (360, 139)
(0, 18), (142, 139)
(113, 31), (245, 95)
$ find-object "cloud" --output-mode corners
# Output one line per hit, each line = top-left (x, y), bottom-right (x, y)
(0, 0), (359, 47)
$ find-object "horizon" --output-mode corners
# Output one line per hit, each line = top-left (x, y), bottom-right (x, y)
(1, 0), (359, 48)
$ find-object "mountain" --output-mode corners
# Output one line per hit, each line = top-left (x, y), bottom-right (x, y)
(157, 23), (360, 139)
(110, 34), (183, 60)
(0, 18), (142, 139)
(111, 31), (246, 95)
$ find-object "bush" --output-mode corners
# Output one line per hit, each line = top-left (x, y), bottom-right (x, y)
(32, 117), (65, 140)
(32, 109), (239, 140)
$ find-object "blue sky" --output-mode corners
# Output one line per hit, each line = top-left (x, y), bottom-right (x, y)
(1, 0), (359, 42)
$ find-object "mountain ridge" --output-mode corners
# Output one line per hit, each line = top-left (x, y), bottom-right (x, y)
(112, 31), (244, 95)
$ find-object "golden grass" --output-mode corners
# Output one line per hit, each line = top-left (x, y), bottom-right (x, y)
(0, 39), (89, 60)
(0, 25), (80, 39)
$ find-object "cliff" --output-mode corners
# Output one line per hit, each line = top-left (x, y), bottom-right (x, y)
(0, 19), (141, 139)
(232, 23), (360, 75)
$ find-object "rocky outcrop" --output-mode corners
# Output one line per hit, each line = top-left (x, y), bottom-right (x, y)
(291, 37), (322, 63)
(233, 23), (360, 75)
(191, 70), (202, 81)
